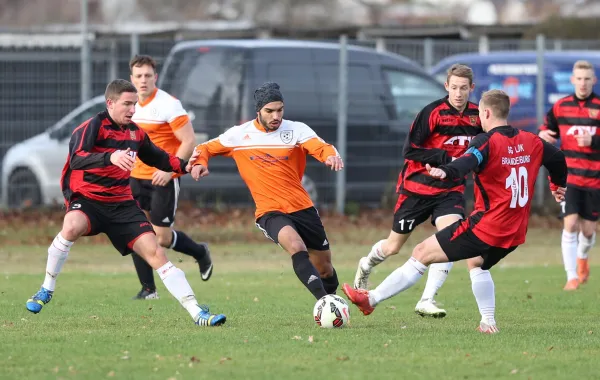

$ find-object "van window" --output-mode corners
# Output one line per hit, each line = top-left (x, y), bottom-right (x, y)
(51, 100), (105, 140)
(160, 48), (244, 134)
(383, 69), (446, 120)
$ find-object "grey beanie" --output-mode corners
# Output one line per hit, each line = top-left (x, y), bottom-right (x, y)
(254, 82), (284, 112)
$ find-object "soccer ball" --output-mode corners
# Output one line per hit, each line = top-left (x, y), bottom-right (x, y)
(313, 294), (350, 328)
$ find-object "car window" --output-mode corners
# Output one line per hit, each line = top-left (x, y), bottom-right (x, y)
(160, 48), (245, 134)
(51, 101), (105, 139)
(383, 69), (446, 122)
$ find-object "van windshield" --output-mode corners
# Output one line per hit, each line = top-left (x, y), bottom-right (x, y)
(384, 69), (446, 121)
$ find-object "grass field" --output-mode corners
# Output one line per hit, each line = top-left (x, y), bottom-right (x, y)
(1, 223), (599, 380)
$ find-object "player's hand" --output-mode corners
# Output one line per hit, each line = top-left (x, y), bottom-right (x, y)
(552, 187), (567, 203)
(325, 155), (344, 171)
(151, 170), (172, 186)
(575, 129), (592, 147)
(186, 148), (201, 172)
(190, 164), (209, 180)
(110, 148), (135, 171)
(539, 130), (558, 145)
(426, 163), (447, 179)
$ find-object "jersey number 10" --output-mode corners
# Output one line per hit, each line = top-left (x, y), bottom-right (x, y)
(505, 166), (529, 208)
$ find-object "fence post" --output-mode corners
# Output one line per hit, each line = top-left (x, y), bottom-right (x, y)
(423, 38), (434, 70)
(336, 34), (348, 215)
(375, 37), (386, 52)
(553, 39), (562, 51)
(108, 38), (118, 82)
(80, 0), (91, 103)
(535, 34), (546, 208)
(478, 35), (489, 54)
(130, 33), (140, 57)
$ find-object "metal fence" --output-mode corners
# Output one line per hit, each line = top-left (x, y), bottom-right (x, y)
(0, 35), (595, 210)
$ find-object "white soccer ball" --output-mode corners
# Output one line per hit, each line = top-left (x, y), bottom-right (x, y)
(313, 294), (350, 328)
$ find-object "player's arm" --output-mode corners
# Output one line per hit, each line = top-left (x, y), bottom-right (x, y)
(541, 139), (568, 189)
(402, 107), (451, 165)
(428, 134), (491, 180)
(297, 124), (343, 171)
(538, 105), (560, 144)
(69, 118), (112, 170)
(190, 135), (235, 168)
(138, 133), (187, 174)
(172, 119), (196, 160)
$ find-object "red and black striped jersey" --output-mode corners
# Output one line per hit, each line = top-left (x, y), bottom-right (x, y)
(398, 96), (482, 197)
(440, 126), (567, 248)
(539, 92), (600, 190)
(61, 110), (187, 204)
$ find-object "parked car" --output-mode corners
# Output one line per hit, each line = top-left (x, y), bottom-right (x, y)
(430, 51), (600, 133)
(1, 39), (446, 209)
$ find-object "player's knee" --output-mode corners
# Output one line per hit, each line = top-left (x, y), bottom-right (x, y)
(61, 217), (88, 241)
(411, 242), (433, 265)
(156, 233), (172, 248)
(288, 240), (307, 254)
(467, 257), (484, 270)
(316, 261), (333, 278)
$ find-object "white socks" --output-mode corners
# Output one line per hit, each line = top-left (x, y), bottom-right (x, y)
(156, 261), (201, 320)
(42, 233), (73, 291)
(561, 230), (578, 281)
(364, 240), (387, 268)
(577, 232), (595, 259)
(470, 267), (496, 325)
(369, 257), (427, 307)
(420, 262), (453, 301)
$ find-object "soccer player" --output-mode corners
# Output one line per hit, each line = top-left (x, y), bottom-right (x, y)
(129, 55), (212, 300)
(353, 64), (482, 318)
(25, 79), (226, 327)
(343, 89), (568, 333)
(187, 82), (343, 301)
(538, 60), (600, 290)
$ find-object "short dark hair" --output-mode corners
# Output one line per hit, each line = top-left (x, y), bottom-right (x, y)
(105, 79), (137, 101)
(129, 55), (157, 73)
(481, 89), (510, 119)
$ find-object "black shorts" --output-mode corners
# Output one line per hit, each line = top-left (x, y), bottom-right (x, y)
(130, 177), (180, 227)
(559, 186), (600, 221)
(392, 192), (466, 234)
(67, 197), (155, 256)
(435, 218), (518, 270)
(256, 207), (330, 251)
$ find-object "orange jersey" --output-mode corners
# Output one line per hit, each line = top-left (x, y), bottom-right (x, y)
(131, 88), (190, 179)
(193, 119), (339, 218)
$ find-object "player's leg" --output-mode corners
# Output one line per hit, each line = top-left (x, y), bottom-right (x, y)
(560, 188), (581, 290)
(256, 212), (328, 300)
(466, 256), (497, 333)
(151, 179), (213, 281)
(26, 200), (96, 313)
(110, 203), (225, 326)
(290, 207), (339, 294)
(130, 178), (159, 299)
(343, 218), (480, 316)
(576, 190), (600, 284)
(353, 194), (428, 289)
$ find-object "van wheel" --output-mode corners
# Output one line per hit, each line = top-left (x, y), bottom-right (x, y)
(301, 175), (318, 204)
(8, 168), (42, 208)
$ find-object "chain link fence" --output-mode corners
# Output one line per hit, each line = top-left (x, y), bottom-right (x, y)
(0, 35), (595, 210)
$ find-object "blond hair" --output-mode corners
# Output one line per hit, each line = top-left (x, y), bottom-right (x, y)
(573, 60), (594, 71)
(446, 64), (474, 85)
(480, 89), (510, 119)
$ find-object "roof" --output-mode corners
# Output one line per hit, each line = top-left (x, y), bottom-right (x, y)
(170, 39), (423, 70)
(431, 50), (600, 72)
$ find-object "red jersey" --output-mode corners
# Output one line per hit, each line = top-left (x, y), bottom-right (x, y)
(61, 110), (187, 204)
(440, 126), (567, 248)
(399, 96), (482, 197)
(539, 93), (600, 190)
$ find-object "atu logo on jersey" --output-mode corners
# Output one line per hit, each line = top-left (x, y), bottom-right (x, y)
(444, 136), (474, 146)
(566, 126), (597, 136)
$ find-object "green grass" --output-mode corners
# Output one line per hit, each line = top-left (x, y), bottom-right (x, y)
(1, 229), (599, 379)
